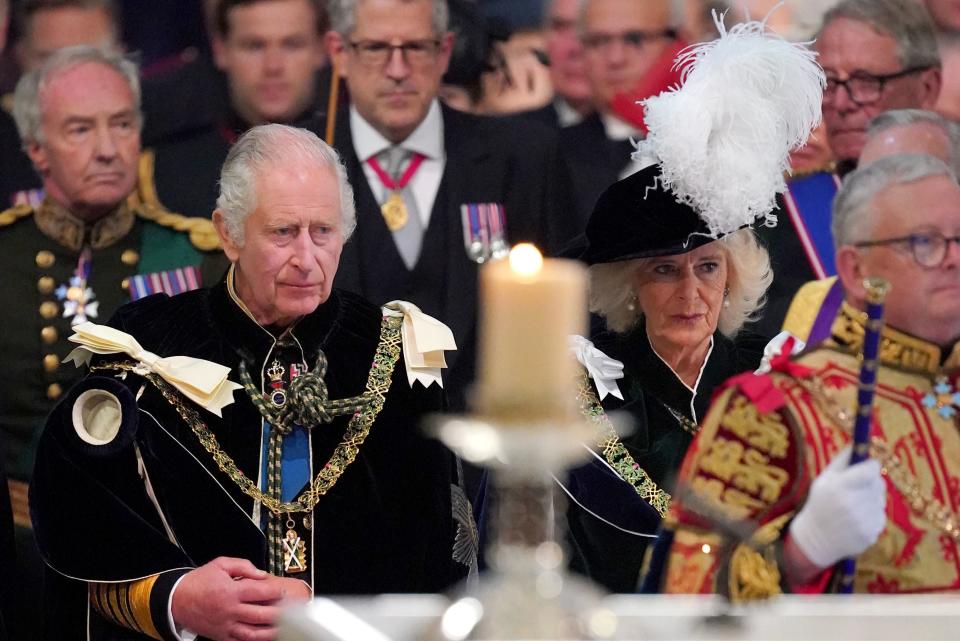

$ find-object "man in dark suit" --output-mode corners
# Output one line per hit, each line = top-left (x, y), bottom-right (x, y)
(526, 0), (593, 129)
(751, 0), (944, 337)
(560, 0), (681, 226)
(149, 0), (332, 219)
(325, 0), (576, 411)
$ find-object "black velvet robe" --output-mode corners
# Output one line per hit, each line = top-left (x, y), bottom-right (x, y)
(565, 323), (767, 592)
(30, 282), (470, 640)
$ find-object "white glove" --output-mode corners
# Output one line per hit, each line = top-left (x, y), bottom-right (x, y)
(788, 445), (887, 568)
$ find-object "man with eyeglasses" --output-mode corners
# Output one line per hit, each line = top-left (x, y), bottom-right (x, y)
(324, 0), (577, 413)
(753, 0), (943, 338)
(649, 153), (960, 597)
(559, 0), (684, 226)
(147, 0), (332, 220)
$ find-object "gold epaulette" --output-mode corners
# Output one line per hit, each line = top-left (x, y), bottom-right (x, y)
(0, 203), (34, 227)
(133, 149), (221, 252)
(135, 201), (221, 252)
(135, 149), (161, 209)
(781, 276), (839, 343)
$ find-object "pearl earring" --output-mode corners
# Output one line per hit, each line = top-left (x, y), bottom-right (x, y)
(626, 296), (637, 312)
(723, 286), (730, 308)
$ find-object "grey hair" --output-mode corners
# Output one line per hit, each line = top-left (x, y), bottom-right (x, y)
(833, 153), (957, 248)
(819, 0), (940, 70)
(216, 124), (356, 245)
(588, 228), (772, 339)
(328, 0), (449, 36)
(576, 0), (685, 31)
(12, 44), (140, 146)
(866, 108), (960, 174)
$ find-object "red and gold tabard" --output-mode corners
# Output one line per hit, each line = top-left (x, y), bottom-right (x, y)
(656, 301), (960, 599)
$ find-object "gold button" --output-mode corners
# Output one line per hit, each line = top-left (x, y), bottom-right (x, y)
(41, 326), (58, 344)
(43, 354), (59, 373)
(39, 301), (59, 319)
(36, 250), (55, 268)
(37, 276), (55, 295)
(46, 383), (62, 400)
(121, 277), (130, 290)
(121, 249), (140, 266)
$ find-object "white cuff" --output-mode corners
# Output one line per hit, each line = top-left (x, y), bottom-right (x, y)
(168, 574), (198, 641)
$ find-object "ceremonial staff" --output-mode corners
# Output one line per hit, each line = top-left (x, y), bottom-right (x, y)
(838, 277), (890, 593)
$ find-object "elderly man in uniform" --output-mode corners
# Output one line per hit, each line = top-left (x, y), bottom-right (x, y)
(1, 45), (224, 485)
(754, 0), (944, 337)
(30, 123), (473, 641)
(646, 153), (960, 596)
(0, 0), (122, 209)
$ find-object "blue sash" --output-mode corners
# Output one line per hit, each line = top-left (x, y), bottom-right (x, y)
(782, 172), (841, 278)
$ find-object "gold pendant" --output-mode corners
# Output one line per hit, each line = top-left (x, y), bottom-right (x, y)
(282, 518), (308, 574)
(381, 192), (409, 231)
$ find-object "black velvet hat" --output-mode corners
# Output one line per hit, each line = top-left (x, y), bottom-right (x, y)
(580, 164), (719, 265)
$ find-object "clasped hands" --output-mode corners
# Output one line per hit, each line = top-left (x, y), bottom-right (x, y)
(172, 557), (311, 641)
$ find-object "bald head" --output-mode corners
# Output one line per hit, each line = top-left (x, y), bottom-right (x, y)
(860, 109), (960, 172)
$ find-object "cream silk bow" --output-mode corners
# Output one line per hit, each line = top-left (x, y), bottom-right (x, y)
(383, 301), (457, 388)
(569, 335), (625, 401)
(64, 322), (242, 417)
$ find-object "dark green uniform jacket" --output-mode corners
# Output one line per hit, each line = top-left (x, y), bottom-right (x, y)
(0, 191), (225, 480)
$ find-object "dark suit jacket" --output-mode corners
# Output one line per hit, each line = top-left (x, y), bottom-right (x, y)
(332, 104), (579, 410)
(560, 113), (635, 227)
(0, 109), (41, 209)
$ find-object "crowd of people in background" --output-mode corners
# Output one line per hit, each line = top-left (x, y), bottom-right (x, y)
(1, 0), (960, 639)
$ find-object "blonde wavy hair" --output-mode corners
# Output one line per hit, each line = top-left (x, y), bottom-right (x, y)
(589, 228), (773, 337)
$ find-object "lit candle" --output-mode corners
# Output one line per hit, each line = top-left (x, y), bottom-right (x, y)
(475, 244), (588, 424)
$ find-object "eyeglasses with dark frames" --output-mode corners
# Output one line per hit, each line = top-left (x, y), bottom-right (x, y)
(581, 29), (677, 52)
(348, 39), (442, 66)
(853, 231), (960, 268)
(823, 66), (932, 106)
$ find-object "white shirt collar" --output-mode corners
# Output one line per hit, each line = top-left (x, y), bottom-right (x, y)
(350, 100), (444, 163)
(554, 97), (585, 128)
(600, 111), (642, 142)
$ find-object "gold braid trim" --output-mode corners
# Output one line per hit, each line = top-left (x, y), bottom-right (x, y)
(0, 204), (34, 227)
(727, 513), (791, 603)
(90, 314), (403, 516)
(89, 576), (162, 640)
(134, 201), (222, 252)
(134, 149), (221, 251)
(576, 373), (671, 517)
(797, 375), (960, 543)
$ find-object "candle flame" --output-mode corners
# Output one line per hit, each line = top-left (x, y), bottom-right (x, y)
(508, 243), (543, 276)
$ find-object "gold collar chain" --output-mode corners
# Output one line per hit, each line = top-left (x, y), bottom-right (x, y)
(577, 373), (671, 517)
(798, 375), (960, 543)
(91, 312), (403, 516)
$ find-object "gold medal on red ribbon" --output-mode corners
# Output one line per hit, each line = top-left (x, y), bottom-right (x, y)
(381, 191), (409, 231)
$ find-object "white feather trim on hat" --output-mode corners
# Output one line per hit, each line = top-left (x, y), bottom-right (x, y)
(633, 11), (825, 237)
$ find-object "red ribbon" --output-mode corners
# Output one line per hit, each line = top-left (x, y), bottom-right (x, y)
(720, 336), (814, 413)
(366, 152), (426, 191)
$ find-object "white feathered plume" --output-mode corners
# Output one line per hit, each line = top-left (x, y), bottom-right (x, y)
(633, 11), (825, 237)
